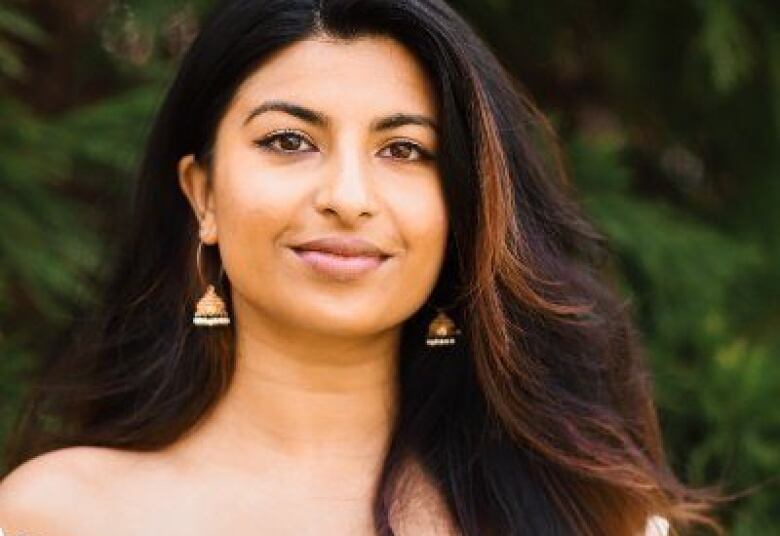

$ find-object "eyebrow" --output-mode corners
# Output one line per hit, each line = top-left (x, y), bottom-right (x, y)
(242, 99), (438, 133)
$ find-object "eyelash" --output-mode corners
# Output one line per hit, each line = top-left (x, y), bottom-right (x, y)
(254, 128), (435, 162)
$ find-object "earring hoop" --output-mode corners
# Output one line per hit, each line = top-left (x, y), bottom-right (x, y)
(196, 241), (225, 287)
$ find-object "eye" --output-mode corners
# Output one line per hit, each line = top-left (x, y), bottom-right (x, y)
(255, 129), (317, 154)
(379, 140), (435, 162)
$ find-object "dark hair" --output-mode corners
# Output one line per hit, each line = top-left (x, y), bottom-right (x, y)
(3, 0), (729, 534)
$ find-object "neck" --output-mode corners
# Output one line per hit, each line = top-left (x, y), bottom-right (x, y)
(172, 295), (401, 471)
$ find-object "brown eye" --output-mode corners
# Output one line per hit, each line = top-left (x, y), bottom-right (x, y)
(379, 141), (434, 162)
(256, 130), (316, 153)
(394, 144), (414, 159)
(277, 133), (303, 151)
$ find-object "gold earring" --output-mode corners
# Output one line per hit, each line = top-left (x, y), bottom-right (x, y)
(192, 241), (230, 327)
(426, 307), (461, 347)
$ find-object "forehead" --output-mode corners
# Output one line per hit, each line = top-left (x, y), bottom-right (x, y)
(230, 35), (438, 120)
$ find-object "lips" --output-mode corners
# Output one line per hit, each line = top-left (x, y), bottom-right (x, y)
(290, 236), (390, 258)
(288, 236), (392, 281)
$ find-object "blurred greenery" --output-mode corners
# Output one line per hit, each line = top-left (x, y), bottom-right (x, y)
(0, 0), (777, 533)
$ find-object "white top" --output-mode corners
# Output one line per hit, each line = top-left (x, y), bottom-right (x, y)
(644, 515), (671, 536)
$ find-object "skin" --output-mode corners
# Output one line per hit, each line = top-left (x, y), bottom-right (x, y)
(0, 35), (455, 535)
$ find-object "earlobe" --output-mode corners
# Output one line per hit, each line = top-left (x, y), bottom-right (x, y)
(178, 154), (218, 244)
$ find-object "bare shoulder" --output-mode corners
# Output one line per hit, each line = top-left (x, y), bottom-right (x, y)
(0, 446), (127, 535)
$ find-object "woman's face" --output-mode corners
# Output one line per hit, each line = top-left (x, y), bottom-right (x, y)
(179, 35), (448, 339)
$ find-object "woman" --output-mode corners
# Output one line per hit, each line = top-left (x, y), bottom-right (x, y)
(0, 0), (726, 534)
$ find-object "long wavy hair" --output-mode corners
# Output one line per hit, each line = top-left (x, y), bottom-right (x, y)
(3, 0), (728, 534)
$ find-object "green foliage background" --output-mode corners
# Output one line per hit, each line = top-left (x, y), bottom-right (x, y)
(1, 0), (777, 532)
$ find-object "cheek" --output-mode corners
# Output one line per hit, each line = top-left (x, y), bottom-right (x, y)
(211, 161), (306, 282)
(389, 179), (449, 294)
(398, 186), (447, 254)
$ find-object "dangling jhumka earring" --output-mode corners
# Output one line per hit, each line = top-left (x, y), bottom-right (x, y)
(192, 241), (230, 327)
(425, 306), (461, 347)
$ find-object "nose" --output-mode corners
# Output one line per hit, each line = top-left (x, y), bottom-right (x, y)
(313, 147), (378, 226)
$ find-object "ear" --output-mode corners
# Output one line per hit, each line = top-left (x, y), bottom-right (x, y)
(178, 154), (218, 245)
